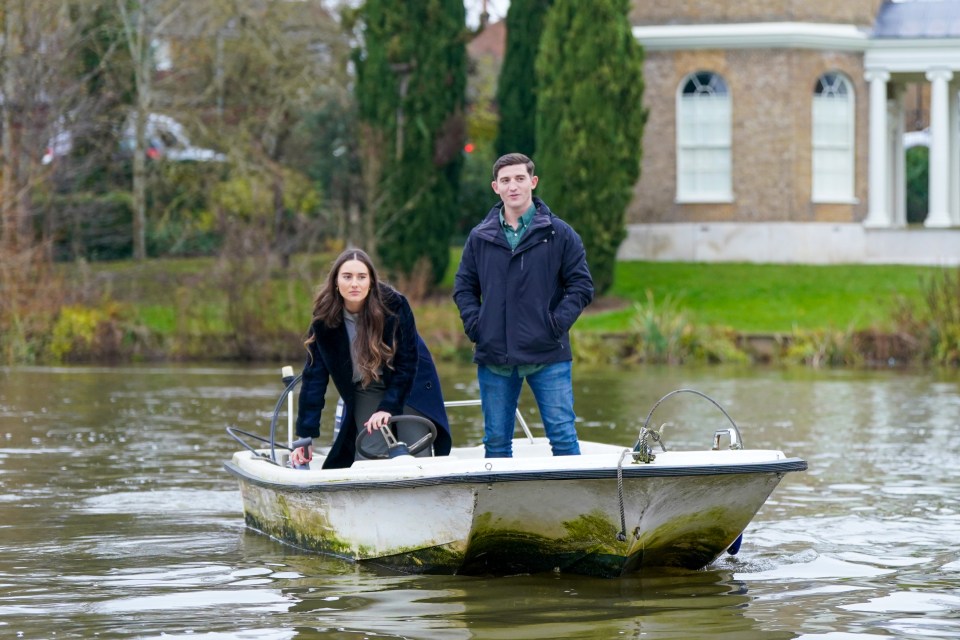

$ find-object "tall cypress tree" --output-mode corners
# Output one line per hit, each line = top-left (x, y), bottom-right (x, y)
(354, 0), (466, 287)
(535, 0), (646, 294)
(494, 0), (551, 158)
(70, 2), (134, 184)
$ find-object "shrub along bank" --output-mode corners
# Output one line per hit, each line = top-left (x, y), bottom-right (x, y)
(3, 254), (958, 368)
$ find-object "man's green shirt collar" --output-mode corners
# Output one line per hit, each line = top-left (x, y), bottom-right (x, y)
(499, 203), (536, 250)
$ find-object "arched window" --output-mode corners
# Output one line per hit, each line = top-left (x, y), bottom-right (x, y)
(676, 71), (732, 202)
(812, 72), (855, 202)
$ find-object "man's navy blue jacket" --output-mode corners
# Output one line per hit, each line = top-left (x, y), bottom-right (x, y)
(453, 197), (594, 366)
(295, 285), (451, 469)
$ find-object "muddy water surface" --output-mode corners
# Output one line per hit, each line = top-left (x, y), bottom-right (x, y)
(2, 363), (959, 639)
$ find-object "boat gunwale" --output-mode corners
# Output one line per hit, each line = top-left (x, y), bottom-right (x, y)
(224, 457), (808, 493)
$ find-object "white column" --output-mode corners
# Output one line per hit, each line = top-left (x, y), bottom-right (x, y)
(891, 88), (906, 227)
(864, 70), (891, 227)
(925, 69), (953, 227)
(950, 83), (959, 225)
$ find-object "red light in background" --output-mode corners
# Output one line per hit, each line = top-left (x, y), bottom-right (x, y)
(464, 142), (475, 153)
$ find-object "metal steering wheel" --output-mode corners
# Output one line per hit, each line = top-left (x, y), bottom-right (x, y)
(355, 414), (438, 460)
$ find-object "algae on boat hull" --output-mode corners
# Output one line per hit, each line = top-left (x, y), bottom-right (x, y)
(459, 509), (631, 577)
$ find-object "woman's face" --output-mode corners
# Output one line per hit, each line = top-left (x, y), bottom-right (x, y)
(337, 259), (371, 312)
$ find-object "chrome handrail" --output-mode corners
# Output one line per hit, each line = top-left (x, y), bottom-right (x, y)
(443, 399), (535, 443)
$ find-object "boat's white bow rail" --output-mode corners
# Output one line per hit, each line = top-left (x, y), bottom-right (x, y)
(227, 437), (804, 488)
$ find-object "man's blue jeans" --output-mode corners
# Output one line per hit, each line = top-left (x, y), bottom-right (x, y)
(478, 361), (581, 458)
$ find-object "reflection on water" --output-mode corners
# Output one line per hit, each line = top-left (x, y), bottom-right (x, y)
(1, 363), (960, 638)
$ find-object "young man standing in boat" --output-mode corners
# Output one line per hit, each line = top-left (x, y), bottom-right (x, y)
(453, 153), (594, 458)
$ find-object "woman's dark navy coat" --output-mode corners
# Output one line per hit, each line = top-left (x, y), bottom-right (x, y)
(295, 286), (451, 469)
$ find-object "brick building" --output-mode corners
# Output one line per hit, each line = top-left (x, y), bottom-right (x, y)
(620, 0), (960, 264)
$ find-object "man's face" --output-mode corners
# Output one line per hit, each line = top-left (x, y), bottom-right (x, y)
(492, 163), (538, 211)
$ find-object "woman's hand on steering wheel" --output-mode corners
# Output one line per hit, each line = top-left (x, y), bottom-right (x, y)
(364, 411), (392, 433)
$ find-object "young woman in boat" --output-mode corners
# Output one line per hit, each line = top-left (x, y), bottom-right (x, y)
(290, 248), (451, 469)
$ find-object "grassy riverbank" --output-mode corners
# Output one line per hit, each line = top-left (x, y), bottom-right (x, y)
(575, 261), (954, 367)
(4, 251), (957, 367)
(576, 262), (936, 333)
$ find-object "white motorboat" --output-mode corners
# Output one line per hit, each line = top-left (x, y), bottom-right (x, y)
(225, 386), (807, 578)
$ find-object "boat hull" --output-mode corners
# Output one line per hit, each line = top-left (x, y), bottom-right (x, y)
(226, 441), (805, 577)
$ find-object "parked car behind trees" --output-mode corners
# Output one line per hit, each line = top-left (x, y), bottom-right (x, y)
(41, 110), (229, 262)
(43, 112), (225, 165)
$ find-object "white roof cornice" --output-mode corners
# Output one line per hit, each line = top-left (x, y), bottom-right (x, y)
(866, 38), (960, 72)
(632, 22), (869, 52)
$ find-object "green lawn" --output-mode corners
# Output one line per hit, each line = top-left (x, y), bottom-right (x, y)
(577, 262), (942, 334)
(79, 253), (946, 337)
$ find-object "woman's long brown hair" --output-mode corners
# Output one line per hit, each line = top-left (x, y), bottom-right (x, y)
(304, 249), (396, 387)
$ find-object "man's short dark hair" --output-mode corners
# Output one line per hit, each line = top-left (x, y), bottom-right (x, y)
(492, 153), (535, 181)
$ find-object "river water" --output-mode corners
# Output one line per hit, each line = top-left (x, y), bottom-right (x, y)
(2, 362), (960, 639)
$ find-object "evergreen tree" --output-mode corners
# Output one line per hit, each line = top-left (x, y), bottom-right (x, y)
(69, 2), (135, 187)
(494, 0), (551, 158)
(354, 0), (466, 288)
(534, 0), (646, 295)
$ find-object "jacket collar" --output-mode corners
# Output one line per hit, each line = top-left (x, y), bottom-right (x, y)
(477, 197), (553, 244)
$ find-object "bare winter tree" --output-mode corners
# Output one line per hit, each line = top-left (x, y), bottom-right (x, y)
(126, 0), (353, 357)
(115, 0), (197, 260)
(0, 0), (72, 256)
(1, 1), (105, 260)
(0, 0), (132, 361)
(192, 0), (348, 264)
